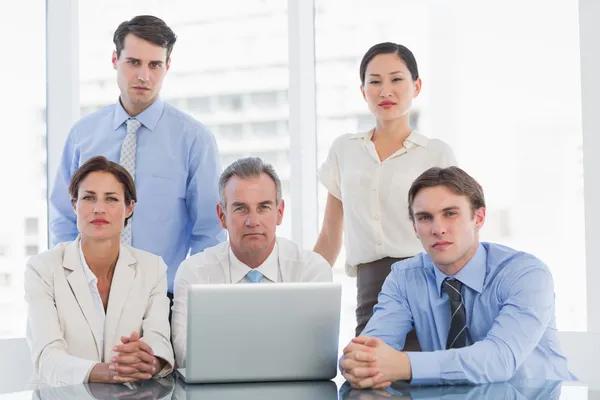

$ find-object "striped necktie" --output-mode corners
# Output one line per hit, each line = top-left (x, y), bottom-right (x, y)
(119, 118), (141, 245)
(443, 278), (468, 349)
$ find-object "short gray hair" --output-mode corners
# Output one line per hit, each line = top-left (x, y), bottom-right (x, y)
(219, 157), (282, 207)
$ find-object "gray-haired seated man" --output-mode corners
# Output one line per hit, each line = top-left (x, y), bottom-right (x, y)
(171, 157), (333, 367)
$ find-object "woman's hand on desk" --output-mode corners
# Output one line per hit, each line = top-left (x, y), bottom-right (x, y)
(109, 331), (161, 383)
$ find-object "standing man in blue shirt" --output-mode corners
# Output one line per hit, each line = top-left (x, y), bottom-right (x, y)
(340, 166), (574, 388)
(50, 15), (226, 297)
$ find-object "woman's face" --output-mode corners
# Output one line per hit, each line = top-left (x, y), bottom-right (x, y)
(361, 53), (422, 123)
(73, 171), (134, 241)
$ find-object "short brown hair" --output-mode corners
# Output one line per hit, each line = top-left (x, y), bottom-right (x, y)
(68, 156), (137, 226)
(408, 166), (485, 223)
(113, 15), (177, 61)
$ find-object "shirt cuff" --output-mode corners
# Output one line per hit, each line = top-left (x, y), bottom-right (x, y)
(405, 351), (442, 386)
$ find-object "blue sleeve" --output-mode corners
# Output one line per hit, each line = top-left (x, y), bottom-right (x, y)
(186, 127), (226, 255)
(361, 266), (414, 350)
(49, 131), (79, 245)
(407, 263), (555, 385)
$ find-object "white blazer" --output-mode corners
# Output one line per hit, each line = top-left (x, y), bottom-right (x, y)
(25, 238), (174, 387)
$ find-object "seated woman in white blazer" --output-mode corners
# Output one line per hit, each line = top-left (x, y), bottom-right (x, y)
(25, 156), (174, 387)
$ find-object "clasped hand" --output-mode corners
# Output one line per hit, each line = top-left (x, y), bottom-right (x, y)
(108, 331), (160, 383)
(340, 336), (412, 389)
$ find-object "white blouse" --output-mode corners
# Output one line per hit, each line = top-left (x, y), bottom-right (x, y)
(318, 130), (457, 276)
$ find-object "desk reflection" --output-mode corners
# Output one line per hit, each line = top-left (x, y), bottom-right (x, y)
(172, 379), (338, 400)
(32, 376), (175, 400)
(339, 380), (563, 400)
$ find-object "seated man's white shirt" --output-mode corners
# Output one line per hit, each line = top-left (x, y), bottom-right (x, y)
(228, 242), (281, 283)
(171, 237), (333, 367)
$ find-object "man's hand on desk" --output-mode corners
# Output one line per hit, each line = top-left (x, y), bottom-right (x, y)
(340, 336), (412, 389)
(109, 331), (163, 383)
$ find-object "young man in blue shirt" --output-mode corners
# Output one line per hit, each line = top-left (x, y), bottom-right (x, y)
(50, 15), (225, 296)
(340, 166), (574, 387)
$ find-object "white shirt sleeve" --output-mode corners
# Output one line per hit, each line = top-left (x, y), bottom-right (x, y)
(438, 141), (458, 167)
(171, 259), (196, 368)
(318, 138), (342, 200)
(301, 252), (334, 282)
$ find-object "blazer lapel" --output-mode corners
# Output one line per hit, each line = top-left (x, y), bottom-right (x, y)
(104, 245), (136, 361)
(63, 239), (103, 360)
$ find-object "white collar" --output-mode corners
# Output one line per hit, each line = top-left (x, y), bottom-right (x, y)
(228, 240), (279, 283)
(78, 241), (98, 285)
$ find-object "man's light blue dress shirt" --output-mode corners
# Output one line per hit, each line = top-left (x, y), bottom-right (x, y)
(361, 242), (575, 385)
(50, 98), (226, 291)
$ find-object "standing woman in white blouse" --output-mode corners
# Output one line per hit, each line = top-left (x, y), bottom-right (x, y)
(25, 156), (174, 387)
(314, 42), (457, 346)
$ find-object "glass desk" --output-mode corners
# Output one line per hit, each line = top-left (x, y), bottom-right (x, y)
(2, 374), (597, 399)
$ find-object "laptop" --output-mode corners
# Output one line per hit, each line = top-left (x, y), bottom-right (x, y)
(178, 282), (341, 384)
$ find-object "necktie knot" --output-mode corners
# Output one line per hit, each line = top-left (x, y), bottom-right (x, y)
(126, 118), (142, 135)
(443, 278), (463, 302)
(246, 270), (263, 284)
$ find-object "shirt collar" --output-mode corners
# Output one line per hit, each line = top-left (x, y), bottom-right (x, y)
(432, 243), (487, 297)
(78, 240), (97, 285)
(228, 241), (279, 283)
(112, 96), (164, 132)
(353, 129), (429, 148)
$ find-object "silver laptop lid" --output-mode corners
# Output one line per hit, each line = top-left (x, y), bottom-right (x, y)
(185, 282), (341, 383)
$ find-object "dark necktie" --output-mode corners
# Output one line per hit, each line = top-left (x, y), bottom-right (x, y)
(443, 278), (468, 349)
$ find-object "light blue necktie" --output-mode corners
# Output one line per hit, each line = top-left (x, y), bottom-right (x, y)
(246, 270), (263, 283)
(120, 118), (142, 245)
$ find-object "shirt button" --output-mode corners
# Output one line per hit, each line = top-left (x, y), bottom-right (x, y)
(377, 241), (382, 246)
(373, 214), (380, 220)
(372, 187), (377, 191)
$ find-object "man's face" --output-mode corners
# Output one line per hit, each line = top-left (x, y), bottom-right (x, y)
(112, 33), (170, 115)
(412, 185), (485, 273)
(217, 174), (284, 261)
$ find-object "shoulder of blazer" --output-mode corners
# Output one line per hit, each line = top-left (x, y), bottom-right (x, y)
(121, 245), (166, 277)
(26, 242), (69, 276)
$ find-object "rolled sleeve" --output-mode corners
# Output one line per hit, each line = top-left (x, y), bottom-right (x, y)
(318, 140), (342, 200)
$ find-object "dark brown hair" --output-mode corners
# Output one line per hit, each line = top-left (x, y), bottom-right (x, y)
(408, 166), (485, 222)
(360, 42), (419, 86)
(68, 156), (137, 226)
(113, 15), (177, 61)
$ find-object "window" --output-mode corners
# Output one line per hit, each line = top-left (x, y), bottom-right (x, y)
(218, 95), (244, 112)
(217, 124), (245, 140)
(24, 217), (39, 236)
(25, 245), (39, 256)
(250, 121), (279, 136)
(0, 273), (11, 288)
(250, 91), (278, 108)
(188, 97), (212, 114)
(0, 0), (47, 339)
